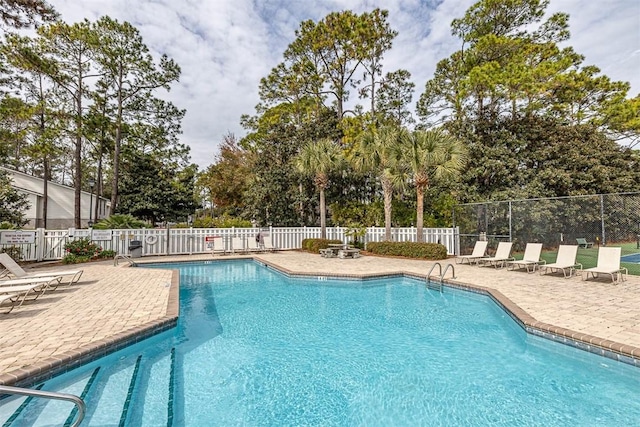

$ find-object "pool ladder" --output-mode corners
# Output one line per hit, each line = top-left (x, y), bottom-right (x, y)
(426, 262), (455, 292)
(114, 254), (137, 267)
(0, 385), (85, 426)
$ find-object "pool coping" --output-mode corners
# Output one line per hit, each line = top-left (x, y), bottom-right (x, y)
(2, 255), (638, 388)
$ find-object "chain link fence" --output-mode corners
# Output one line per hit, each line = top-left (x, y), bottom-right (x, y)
(453, 193), (640, 266)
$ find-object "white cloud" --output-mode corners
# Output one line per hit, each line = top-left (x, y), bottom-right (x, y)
(47, 0), (640, 167)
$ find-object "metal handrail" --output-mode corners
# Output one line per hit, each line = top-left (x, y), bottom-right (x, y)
(0, 385), (86, 427)
(114, 254), (137, 267)
(426, 262), (442, 281)
(442, 263), (456, 281)
(426, 262), (456, 292)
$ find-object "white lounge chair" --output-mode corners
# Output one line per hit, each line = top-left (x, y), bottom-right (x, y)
(539, 245), (581, 278)
(246, 235), (263, 253)
(0, 253), (83, 286)
(478, 242), (514, 268)
(0, 293), (20, 313)
(261, 236), (277, 252)
(210, 237), (226, 256)
(0, 276), (62, 308)
(507, 243), (545, 273)
(455, 241), (488, 265)
(582, 247), (627, 283)
(228, 237), (246, 254)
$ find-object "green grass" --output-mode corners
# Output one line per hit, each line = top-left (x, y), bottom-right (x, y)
(512, 242), (640, 276)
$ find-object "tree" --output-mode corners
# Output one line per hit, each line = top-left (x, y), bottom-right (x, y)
(200, 134), (251, 217)
(351, 125), (404, 241)
(0, 0), (57, 29)
(92, 16), (181, 215)
(34, 20), (100, 228)
(260, 9), (397, 119)
(401, 128), (467, 241)
(293, 138), (344, 238)
(0, 168), (29, 227)
(2, 32), (66, 227)
(375, 69), (415, 126)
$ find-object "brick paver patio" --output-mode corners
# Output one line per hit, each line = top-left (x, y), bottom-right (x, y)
(1, 251), (638, 385)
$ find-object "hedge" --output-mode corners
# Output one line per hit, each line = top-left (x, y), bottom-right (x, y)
(301, 238), (343, 253)
(366, 242), (448, 260)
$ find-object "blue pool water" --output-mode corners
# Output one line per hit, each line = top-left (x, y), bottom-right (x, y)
(1, 259), (639, 426)
(621, 252), (640, 263)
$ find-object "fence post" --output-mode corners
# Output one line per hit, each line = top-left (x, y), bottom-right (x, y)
(36, 228), (45, 262)
(600, 194), (606, 246)
(508, 201), (513, 242)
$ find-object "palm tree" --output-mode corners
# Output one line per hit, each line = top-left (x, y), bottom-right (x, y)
(402, 128), (467, 242)
(351, 125), (405, 241)
(293, 138), (344, 239)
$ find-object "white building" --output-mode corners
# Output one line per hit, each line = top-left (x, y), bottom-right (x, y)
(2, 167), (109, 229)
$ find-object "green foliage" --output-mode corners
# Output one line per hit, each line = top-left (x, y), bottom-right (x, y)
(93, 214), (148, 229)
(366, 242), (448, 260)
(192, 215), (252, 228)
(199, 134), (250, 217)
(301, 238), (342, 253)
(117, 151), (196, 225)
(0, 246), (23, 261)
(0, 169), (29, 227)
(62, 237), (113, 263)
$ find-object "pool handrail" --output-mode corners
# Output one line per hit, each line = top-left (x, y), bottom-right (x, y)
(0, 384), (86, 426)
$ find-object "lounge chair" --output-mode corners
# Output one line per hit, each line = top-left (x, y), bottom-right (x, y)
(582, 247), (627, 283)
(455, 241), (488, 265)
(507, 243), (545, 273)
(539, 245), (581, 278)
(210, 237), (226, 256)
(0, 293), (20, 313)
(0, 253), (83, 286)
(246, 236), (263, 253)
(0, 276), (63, 308)
(261, 236), (277, 252)
(228, 237), (246, 254)
(576, 238), (594, 248)
(478, 242), (514, 268)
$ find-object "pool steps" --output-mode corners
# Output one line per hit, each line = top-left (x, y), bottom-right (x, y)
(0, 348), (176, 426)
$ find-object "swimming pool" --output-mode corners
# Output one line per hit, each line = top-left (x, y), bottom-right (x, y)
(1, 259), (639, 426)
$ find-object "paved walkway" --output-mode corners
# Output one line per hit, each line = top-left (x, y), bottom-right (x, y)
(1, 251), (638, 385)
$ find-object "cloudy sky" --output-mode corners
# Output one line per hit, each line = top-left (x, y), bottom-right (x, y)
(47, 0), (640, 168)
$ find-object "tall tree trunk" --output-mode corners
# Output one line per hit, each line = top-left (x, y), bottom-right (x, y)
(74, 83), (82, 228)
(110, 69), (124, 215)
(319, 186), (326, 239)
(416, 184), (424, 242)
(382, 177), (393, 241)
(42, 157), (49, 229)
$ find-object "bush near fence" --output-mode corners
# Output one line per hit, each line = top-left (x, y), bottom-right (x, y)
(301, 239), (343, 253)
(366, 242), (448, 260)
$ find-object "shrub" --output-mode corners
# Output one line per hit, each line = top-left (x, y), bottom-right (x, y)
(366, 242), (448, 260)
(301, 238), (343, 253)
(193, 215), (252, 228)
(100, 249), (117, 258)
(93, 214), (148, 229)
(0, 246), (23, 261)
(63, 238), (113, 263)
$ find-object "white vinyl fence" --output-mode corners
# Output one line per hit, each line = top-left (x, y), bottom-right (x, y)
(0, 226), (459, 262)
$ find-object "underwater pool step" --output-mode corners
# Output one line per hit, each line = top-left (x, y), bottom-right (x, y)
(83, 355), (140, 426)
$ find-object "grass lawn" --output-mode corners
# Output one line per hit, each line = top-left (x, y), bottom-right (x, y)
(514, 242), (640, 276)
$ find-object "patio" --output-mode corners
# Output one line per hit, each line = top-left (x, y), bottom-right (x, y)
(1, 251), (639, 386)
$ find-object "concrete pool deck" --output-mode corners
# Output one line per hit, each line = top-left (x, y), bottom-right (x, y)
(1, 251), (639, 385)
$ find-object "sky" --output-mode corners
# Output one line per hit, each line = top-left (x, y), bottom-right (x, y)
(46, 0), (640, 168)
